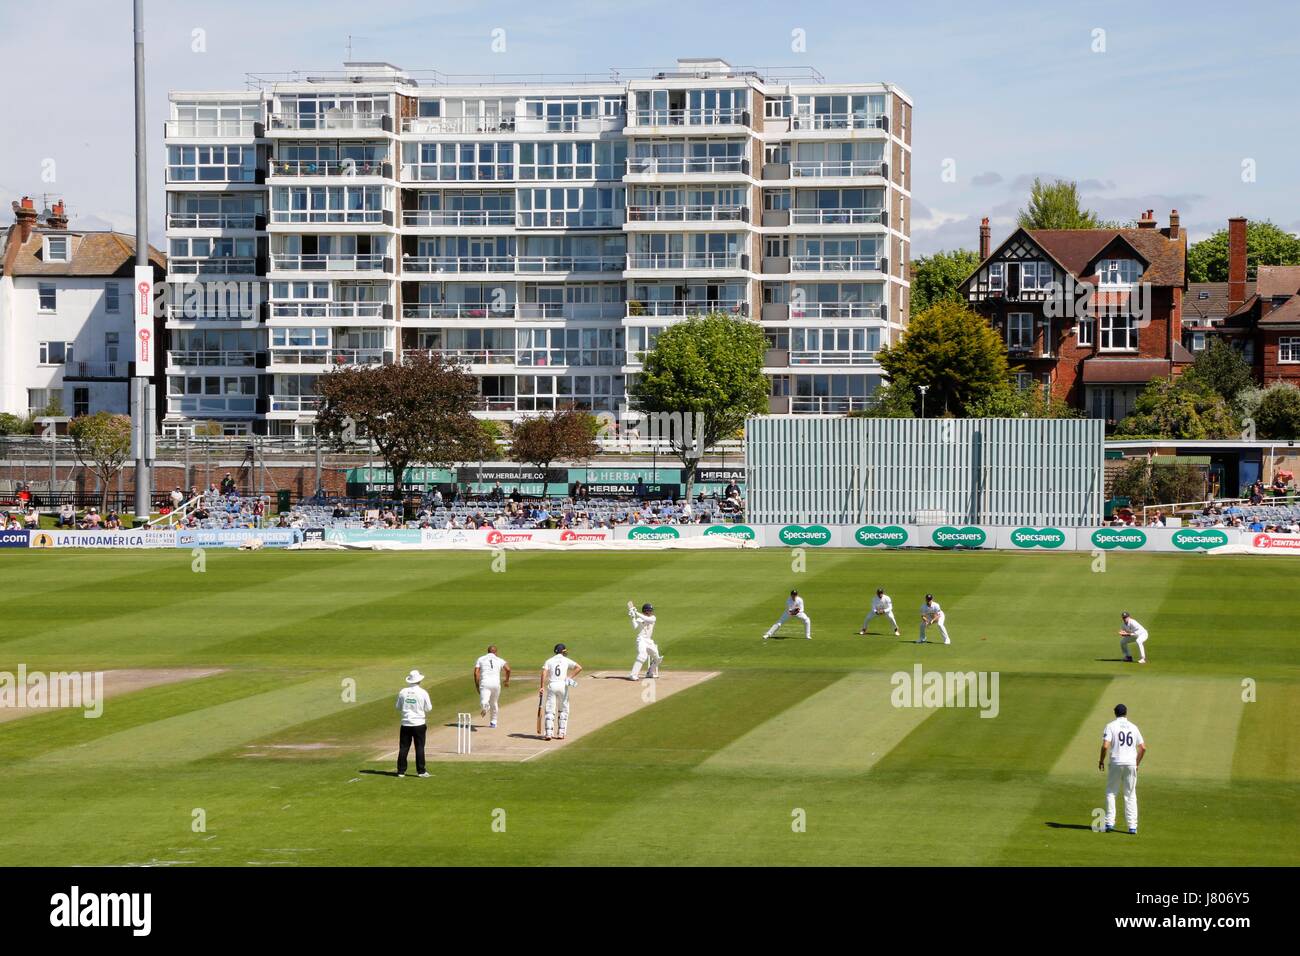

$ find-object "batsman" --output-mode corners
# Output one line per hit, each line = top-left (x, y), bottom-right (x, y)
(627, 600), (663, 681)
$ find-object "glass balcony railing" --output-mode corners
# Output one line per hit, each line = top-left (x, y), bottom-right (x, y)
(627, 299), (748, 317)
(167, 213), (259, 230)
(788, 301), (883, 319)
(401, 255), (515, 274)
(168, 257), (258, 276)
(270, 253), (386, 272)
(515, 255), (623, 273)
(269, 112), (389, 132)
(165, 119), (260, 138)
(626, 204), (745, 223)
(790, 394), (873, 413)
(269, 209), (385, 225)
(790, 255), (883, 273)
(790, 112), (888, 131)
(269, 159), (388, 177)
(788, 351), (878, 366)
(627, 252), (745, 270)
(789, 207), (885, 225)
(268, 395), (323, 412)
(401, 303), (514, 320)
(790, 160), (886, 178)
(269, 348), (387, 366)
(403, 209), (514, 228)
(626, 156), (746, 175)
(632, 107), (747, 127)
(167, 350), (259, 368)
(270, 302), (386, 319)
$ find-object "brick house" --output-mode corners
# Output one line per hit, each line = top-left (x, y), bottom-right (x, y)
(1210, 217), (1300, 386)
(959, 209), (1191, 423)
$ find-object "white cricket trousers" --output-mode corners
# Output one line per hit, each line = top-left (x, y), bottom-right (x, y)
(1105, 762), (1138, 829)
(544, 684), (570, 738)
(919, 612), (950, 643)
(1120, 633), (1148, 662)
(766, 610), (812, 639)
(479, 683), (501, 720)
(630, 638), (661, 679)
(863, 609), (899, 632)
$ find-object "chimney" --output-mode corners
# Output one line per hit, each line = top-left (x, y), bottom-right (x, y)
(11, 196), (38, 244)
(1227, 216), (1248, 312)
(1167, 209), (1180, 240)
(979, 217), (991, 259)
(46, 200), (68, 231)
(1137, 208), (1156, 229)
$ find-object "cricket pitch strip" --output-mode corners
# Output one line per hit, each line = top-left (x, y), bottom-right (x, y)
(372, 670), (720, 763)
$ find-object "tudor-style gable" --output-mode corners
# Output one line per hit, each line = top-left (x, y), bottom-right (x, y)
(961, 228), (1067, 304)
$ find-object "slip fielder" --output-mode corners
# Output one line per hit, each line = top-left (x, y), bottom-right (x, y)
(539, 643), (583, 741)
(627, 601), (662, 681)
(859, 587), (900, 636)
(1098, 703), (1146, 834)
(1117, 612), (1149, 664)
(763, 589), (812, 640)
(918, 593), (951, 644)
(473, 644), (510, 728)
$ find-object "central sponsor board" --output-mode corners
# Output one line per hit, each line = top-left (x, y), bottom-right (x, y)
(1170, 528), (1231, 551)
(1090, 527), (1147, 550)
(931, 526), (988, 549)
(559, 529), (612, 542)
(854, 525), (909, 548)
(778, 524), (832, 546)
(1248, 532), (1300, 551)
(1009, 527), (1067, 549)
(703, 524), (756, 540)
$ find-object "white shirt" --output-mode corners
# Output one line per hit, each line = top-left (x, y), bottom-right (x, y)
(872, 594), (893, 613)
(629, 608), (657, 643)
(395, 685), (433, 727)
(1121, 618), (1148, 639)
(1102, 717), (1145, 766)
(787, 596), (805, 615)
(475, 653), (507, 688)
(922, 600), (943, 619)
(543, 653), (579, 689)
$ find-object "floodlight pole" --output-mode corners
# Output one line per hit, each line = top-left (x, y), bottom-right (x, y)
(918, 385), (929, 419)
(131, 0), (154, 524)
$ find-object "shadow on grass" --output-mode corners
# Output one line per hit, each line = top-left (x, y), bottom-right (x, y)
(1044, 822), (1095, 831)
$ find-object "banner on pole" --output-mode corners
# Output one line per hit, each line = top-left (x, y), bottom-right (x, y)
(133, 265), (154, 376)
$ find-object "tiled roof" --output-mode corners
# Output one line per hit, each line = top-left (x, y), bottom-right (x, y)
(1080, 358), (1173, 384)
(1184, 282), (1256, 323)
(1259, 295), (1300, 327)
(1255, 265), (1300, 298)
(1029, 227), (1186, 287)
(1, 228), (165, 278)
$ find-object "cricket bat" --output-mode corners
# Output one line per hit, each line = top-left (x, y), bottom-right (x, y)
(536, 688), (544, 735)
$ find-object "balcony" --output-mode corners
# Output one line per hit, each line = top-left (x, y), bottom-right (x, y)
(402, 209), (514, 228)
(788, 302), (885, 320)
(168, 257), (258, 276)
(167, 212), (261, 230)
(789, 351), (878, 366)
(627, 252), (747, 271)
(429, 348), (516, 366)
(626, 156), (748, 176)
(168, 350), (260, 368)
(401, 303), (514, 321)
(270, 253), (388, 273)
(790, 395), (873, 413)
(402, 255), (514, 275)
(269, 209), (390, 226)
(165, 119), (262, 138)
(517, 210), (624, 229)
(789, 160), (887, 179)
(269, 112), (392, 133)
(62, 361), (128, 380)
(791, 255), (885, 273)
(627, 299), (748, 318)
(269, 348), (389, 367)
(515, 255), (623, 274)
(268, 395), (323, 413)
(789, 208), (886, 227)
(166, 304), (263, 324)
(169, 396), (257, 415)
(400, 164), (513, 183)
(270, 302), (388, 320)
(625, 204), (746, 223)
(401, 115), (518, 135)
(789, 112), (888, 132)
(515, 303), (625, 321)
(269, 159), (391, 178)
(631, 107), (748, 127)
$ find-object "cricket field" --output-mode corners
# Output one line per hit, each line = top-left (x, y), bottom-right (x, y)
(1, 547), (1296, 866)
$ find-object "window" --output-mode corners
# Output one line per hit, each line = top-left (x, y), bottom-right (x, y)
(987, 262), (1004, 292)
(1280, 337), (1300, 364)
(1006, 312), (1034, 350)
(104, 282), (121, 313)
(1020, 261), (1053, 291)
(167, 145), (258, 182)
(518, 187), (624, 228)
(1097, 258), (1142, 286)
(38, 283), (56, 311)
(789, 327), (879, 365)
(27, 388), (53, 416)
(39, 341), (74, 364)
(45, 236), (69, 262)
(73, 388), (89, 417)
(1076, 316), (1094, 347)
(1100, 314), (1137, 351)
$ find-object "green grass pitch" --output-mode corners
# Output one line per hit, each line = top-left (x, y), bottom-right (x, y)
(1, 547), (1296, 866)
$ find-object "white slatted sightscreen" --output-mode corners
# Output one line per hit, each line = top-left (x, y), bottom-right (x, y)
(746, 416), (1104, 526)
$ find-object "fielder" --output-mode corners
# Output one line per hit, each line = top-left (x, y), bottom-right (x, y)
(763, 589), (812, 640)
(859, 587), (900, 636)
(918, 594), (951, 644)
(627, 601), (662, 681)
(473, 644), (511, 728)
(1098, 703), (1146, 834)
(539, 643), (583, 741)
(1117, 612), (1149, 664)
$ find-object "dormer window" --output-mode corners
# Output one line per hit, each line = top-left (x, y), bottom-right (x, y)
(45, 236), (69, 262)
(1097, 258), (1141, 286)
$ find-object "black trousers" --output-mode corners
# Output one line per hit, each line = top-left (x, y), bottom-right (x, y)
(397, 725), (427, 774)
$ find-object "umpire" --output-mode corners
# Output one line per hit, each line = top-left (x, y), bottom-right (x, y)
(395, 669), (433, 778)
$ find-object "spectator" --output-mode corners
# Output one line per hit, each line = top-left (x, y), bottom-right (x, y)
(105, 510), (122, 530)
(170, 487), (185, 510)
(57, 503), (76, 528)
(24, 506), (39, 530)
(219, 473), (236, 496)
(633, 478), (647, 502)
(432, 488), (444, 509)
(491, 482), (504, 501)
(510, 487), (522, 505)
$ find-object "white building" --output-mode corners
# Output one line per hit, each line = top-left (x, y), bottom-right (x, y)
(163, 58), (912, 436)
(0, 197), (165, 421)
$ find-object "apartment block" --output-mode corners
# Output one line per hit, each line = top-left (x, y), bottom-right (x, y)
(163, 58), (912, 436)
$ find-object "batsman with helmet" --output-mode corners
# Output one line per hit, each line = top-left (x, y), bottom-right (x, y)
(627, 600), (663, 681)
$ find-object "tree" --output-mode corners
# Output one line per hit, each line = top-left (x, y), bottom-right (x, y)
(1186, 221), (1300, 283)
(1017, 178), (1105, 230)
(1191, 339), (1255, 403)
(630, 312), (768, 499)
(316, 351), (484, 501)
(509, 408), (600, 474)
(910, 249), (982, 314)
(966, 382), (1079, 419)
(1111, 458), (1207, 508)
(1112, 374), (1239, 439)
(0, 413), (34, 436)
(68, 412), (133, 513)
(1248, 382), (1300, 439)
(876, 300), (1010, 417)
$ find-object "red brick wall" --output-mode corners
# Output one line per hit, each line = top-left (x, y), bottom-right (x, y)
(1261, 331), (1300, 384)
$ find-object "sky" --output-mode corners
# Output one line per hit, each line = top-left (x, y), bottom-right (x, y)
(1, 0), (1296, 256)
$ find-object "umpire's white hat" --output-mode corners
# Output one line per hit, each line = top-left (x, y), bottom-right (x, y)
(405, 669), (425, 685)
